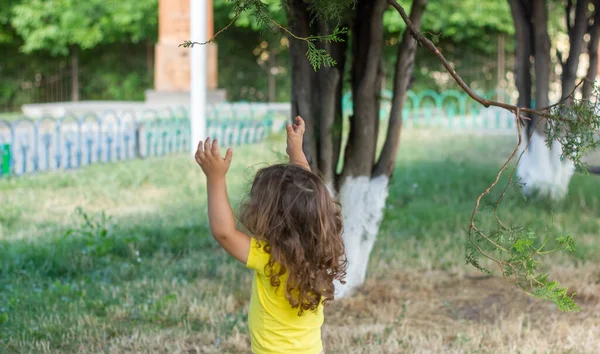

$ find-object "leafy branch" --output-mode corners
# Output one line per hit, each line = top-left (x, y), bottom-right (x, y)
(387, 0), (600, 312)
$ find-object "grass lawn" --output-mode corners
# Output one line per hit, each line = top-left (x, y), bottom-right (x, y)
(0, 129), (599, 353)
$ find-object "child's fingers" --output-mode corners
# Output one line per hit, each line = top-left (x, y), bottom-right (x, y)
(196, 140), (205, 153)
(224, 148), (233, 164)
(211, 138), (220, 155)
(296, 117), (305, 133)
(295, 116), (305, 130)
(204, 137), (211, 157)
(195, 140), (205, 162)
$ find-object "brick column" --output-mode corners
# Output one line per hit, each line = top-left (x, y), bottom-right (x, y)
(148, 0), (225, 104)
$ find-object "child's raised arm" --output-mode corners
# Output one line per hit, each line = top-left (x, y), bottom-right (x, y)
(286, 116), (311, 171)
(195, 138), (250, 264)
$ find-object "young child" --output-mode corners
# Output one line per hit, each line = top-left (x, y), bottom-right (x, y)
(194, 116), (347, 354)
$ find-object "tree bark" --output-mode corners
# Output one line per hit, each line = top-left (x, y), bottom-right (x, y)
(70, 46), (80, 102)
(317, 24), (347, 188)
(341, 0), (387, 181)
(374, 0), (427, 177)
(532, 0), (551, 134)
(562, 0), (589, 98)
(287, 0), (346, 181)
(583, 0), (600, 99)
(509, 0), (533, 120)
(287, 0), (319, 170)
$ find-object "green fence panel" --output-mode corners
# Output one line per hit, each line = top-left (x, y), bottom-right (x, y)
(1, 144), (11, 176)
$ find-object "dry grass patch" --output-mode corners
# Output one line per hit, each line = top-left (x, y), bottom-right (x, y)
(324, 268), (600, 353)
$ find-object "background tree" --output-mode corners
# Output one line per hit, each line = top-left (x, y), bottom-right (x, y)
(509, 0), (600, 199)
(583, 0), (600, 100)
(383, 0), (515, 93)
(10, 0), (157, 102)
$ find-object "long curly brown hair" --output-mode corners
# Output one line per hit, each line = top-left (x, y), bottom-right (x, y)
(239, 164), (347, 315)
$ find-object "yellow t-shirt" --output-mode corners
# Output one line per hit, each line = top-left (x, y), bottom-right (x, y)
(246, 238), (324, 354)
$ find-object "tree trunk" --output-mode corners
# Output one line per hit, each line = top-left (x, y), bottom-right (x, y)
(268, 49), (276, 103)
(288, 0), (320, 170)
(288, 0), (427, 298)
(532, 0), (550, 125)
(70, 46), (80, 102)
(336, 0), (427, 298)
(583, 0), (600, 99)
(340, 0), (387, 181)
(515, 0), (575, 200)
(562, 0), (588, 98)
(374, 0), (427, 177)
(509, 0), (533, 114)
(287, 0), (346, 184)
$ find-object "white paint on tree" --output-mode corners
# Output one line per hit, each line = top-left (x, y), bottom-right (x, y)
(335, 175), (389, 298)
(516, 130), (575, 200)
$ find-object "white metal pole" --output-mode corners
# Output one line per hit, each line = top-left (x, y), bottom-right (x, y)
(190, 0), (207, 155)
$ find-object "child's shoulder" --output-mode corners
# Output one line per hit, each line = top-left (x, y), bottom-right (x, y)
(247, 238), (271, 272)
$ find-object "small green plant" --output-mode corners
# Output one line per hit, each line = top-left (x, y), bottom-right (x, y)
(57, 208), (141, 274)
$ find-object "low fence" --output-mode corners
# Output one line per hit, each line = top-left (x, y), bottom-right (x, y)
(0, 89), (519, 177)
(350, 89), (517, 130)
(0, 104), (286, 177)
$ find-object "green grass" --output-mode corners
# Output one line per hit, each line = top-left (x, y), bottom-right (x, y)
(0, 130), (599, 353)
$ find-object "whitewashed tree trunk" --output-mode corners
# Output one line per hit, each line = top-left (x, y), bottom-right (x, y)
(516, 130), (575, 200)
(287, 0), (426, 299)
(335, 175), (389, 298)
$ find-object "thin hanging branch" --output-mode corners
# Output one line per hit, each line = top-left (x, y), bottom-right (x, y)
(387, 0), (600, 312)
(180, 13), (241, 47)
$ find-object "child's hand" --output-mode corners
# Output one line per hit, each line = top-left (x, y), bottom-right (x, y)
(195, 138), (233, 180)
(286, 116), (305, 156)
